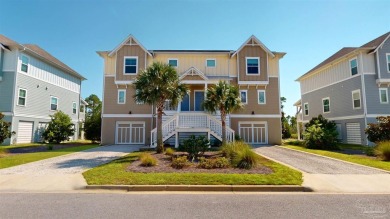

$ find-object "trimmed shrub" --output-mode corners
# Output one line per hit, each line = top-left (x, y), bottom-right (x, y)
(375, 141), (390, 161)
(171, 156), (190, 169)
(284, 139), (305, 146)
(181, 135), (210, 161)
(139, 153), (157, 167)
(198, 157), (230, 169)
(365, 116), (390, 143)
(232, 147), (261, 169)
(165, 148), (175, 156)
(303, 115), (339, 150)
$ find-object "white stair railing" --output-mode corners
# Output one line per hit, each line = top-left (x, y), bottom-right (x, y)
(150, 112), (234, 147)
(151, 115), (178, 146)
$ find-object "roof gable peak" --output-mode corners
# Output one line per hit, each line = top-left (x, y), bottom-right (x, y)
(108, 34), (152, 57)
(231, 35), (275, 58)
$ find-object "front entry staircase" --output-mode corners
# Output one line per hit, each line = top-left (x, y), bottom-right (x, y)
(150, 112), (234, 147)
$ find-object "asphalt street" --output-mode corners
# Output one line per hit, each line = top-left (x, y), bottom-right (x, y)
(1, 192), (389, 219)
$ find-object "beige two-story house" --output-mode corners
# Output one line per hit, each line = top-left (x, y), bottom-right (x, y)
(98, 35), (285, 147)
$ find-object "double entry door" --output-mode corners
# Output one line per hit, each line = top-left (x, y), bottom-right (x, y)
(180, 91), (204, 111)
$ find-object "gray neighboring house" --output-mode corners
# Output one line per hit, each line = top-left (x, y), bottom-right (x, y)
(295, 31), (390, 145)
(0, 34), (87, 145)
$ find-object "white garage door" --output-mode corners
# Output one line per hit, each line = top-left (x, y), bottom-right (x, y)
(239, 122), (268, 144)
(346, 123), (361, 144)
(116, 122), (145, 144)
(17, 121), (34, 143)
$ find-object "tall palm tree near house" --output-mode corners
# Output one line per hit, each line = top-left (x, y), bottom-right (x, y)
(204, 81), (243, 144)
(133, 62), (188, 153)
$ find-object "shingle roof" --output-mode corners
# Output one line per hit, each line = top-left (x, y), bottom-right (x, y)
(0, 34), (85, 80)
(297, 31), (390, 81)
(361, 31), (390, 48)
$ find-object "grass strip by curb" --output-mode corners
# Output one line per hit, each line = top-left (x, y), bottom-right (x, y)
(83, 152), (303, 186)
(85, 185), (311, 192)
(0, 144), (99, 169)
(283, 145), (390, 172)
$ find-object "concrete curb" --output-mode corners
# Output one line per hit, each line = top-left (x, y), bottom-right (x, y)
(281, 146), (390, 174)
(85, 185), (312, 192)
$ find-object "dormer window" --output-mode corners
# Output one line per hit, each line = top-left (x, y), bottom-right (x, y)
(350, 58), (358, 76)
(124, 56), (138, 74)
(168, 59), (178, 67)
(246, 57), (260, 74)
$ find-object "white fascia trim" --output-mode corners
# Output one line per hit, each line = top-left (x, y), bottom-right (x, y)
(238, 81), (269, 85)
(230, 114), (281, 118)
(14, 114), (52, 120)
(301, 74), (361, 95)
(103, 114), (152, 118)
(181, 80), (218, 84)
(115, 80), (134, 85)
(1, 112), (13, 116)
(367, 114), (390, 118)
(108, 35), (152, 57)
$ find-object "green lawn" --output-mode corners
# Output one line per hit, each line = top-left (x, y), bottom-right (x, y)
(83, 152), (303, 185)
(283, 145), (390, 172)
(0, 144), (99, 169)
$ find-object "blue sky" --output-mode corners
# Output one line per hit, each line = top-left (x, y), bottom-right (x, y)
(1, 0), (389, 117)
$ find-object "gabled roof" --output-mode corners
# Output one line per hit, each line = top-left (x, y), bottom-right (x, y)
(293, 99), (301, 107)
(361, 31), (390, 50)
(0, 34), (85, 80)
(179, 67), (208, 80)
(297, 31), (390, 81)
(231, 35), (275, 58)
(108, 35), (152, 57)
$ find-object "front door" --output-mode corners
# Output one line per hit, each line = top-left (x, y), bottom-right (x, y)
(194, 91), (204, 111)
(180, 94), (190, 111)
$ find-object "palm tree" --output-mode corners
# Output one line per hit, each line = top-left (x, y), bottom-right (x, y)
(133, 62), (188, 153)
(204, 81), (243, 144)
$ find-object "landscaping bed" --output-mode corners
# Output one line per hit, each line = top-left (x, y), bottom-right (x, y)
(127, 153), (273, 174)
(83, 152), (302, 185)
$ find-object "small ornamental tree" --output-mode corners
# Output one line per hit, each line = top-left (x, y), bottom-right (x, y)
(303, 115), (339, 150)
(0, 112), (15, 144)
(365, 116), (390, 143)
(42, 111), (75, 143)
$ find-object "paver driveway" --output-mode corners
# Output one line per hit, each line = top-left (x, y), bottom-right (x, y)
(0, 145), (140, 191)
(254, 146), (390, 193)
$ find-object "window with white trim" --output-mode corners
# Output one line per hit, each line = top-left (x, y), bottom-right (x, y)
(18, 88), (27, 106)
(118, 90), (126, 104)
(352, 89), (361, 109)
(304, 103), (309, 116)
(240, 90), (247, 104)
(124, 57), (138, 74)
(257, 90), (266, 104)
(51, 96), (58, 111)
(350, 58), (358, 76)
(387, 54), (390, 72)
(322, 97), (330, 113)
(168, 59), (178, 67)
(246, 57), (260, 74)
(206, 59), (216, 67)
(21, 55), (29, 73)
(379, 88), (388, 104)
(72, 102), (77, 114)
(80, 105), (85, 113)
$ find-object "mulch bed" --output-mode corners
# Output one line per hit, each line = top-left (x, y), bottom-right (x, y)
(126, 153), (273, 174)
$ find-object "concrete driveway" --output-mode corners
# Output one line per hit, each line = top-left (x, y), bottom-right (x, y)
(0, 145), (140, 192)
(254, 146), (390, 193)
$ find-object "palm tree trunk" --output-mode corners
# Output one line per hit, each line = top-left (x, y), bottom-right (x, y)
(221, 111), (226, 145)
(156, 106), (164, 153)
